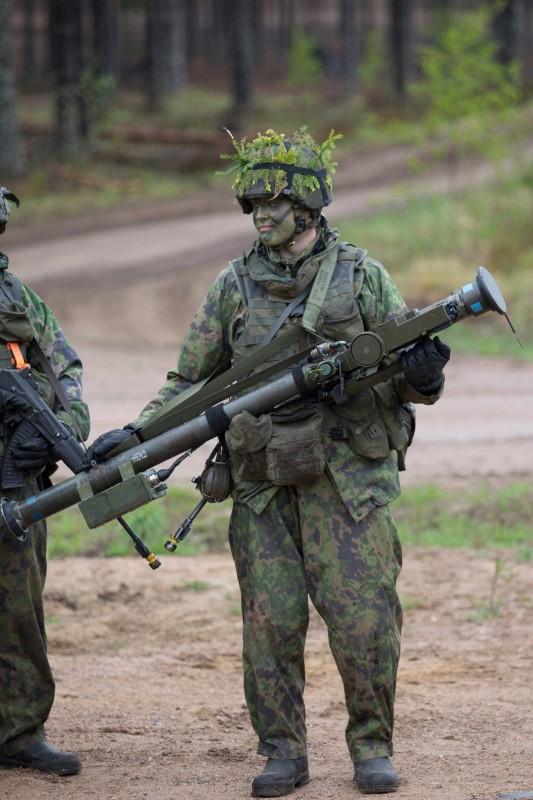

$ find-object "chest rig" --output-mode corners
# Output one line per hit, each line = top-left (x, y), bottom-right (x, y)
(230, 242), (368, 366)
(225, 242), (411, 486)
(0, 261), (55, 411)
(0, 263), (34, 368)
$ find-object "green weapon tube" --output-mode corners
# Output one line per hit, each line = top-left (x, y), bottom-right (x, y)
(0, 268), (511, 542)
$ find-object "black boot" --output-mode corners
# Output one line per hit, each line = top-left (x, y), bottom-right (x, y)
(252, 756), (309, 797)
(0, 740), (81, 776)
(354, 757), (399, 794)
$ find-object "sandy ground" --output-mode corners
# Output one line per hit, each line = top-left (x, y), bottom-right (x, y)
(1, 550), (532, 800)
(1, 149), (532, 799)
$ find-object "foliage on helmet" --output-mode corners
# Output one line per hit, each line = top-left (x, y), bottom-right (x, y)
(220, 126), (342, 201)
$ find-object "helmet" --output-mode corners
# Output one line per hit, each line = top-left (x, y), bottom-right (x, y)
(0, 187), (20, 235)
(222, 127), (341, 215)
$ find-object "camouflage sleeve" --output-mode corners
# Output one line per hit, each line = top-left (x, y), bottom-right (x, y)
(21, 284), (91, 440)
(134, 268), (239, 426)
(358, 256), (442, 406)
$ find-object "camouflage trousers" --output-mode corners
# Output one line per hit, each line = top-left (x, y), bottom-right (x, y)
(228, 474), (403, 763)
(0, 484), (54, 754)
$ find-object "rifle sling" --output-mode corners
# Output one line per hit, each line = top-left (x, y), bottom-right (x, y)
(139, 325), (321, 439)
(31, 338), (86, 446)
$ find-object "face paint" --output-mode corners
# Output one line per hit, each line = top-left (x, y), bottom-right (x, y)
(252, 198), (296, 247)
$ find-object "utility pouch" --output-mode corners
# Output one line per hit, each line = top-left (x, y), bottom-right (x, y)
(266, 407), (325, 485)
(225, 411), (272, 482)
(0, 304), (34, 344)
(332, 389), (390, 460)
(373, 382), (416, 471)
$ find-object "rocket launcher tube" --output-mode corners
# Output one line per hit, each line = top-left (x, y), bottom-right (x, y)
(0, 268), (511, 542)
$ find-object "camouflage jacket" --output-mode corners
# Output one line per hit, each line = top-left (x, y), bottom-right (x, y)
(0, 253), (90, 442)
(135, 229), (441, 520)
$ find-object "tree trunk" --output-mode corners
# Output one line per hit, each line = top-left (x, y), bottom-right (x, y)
(185, 0), (199, 64)
(340, 0), (358, 95)
(146, 0), (187, 107)
(278, 0), (295, 61)
(227, 0), (253, 129)
(389, 0), (413, 96)
(492, 0), (521, 66)
(0, 0), (24, 175)
(92, 0), (120, 81)
(49, 0), (87, 157)
(23, 0), (37, 88)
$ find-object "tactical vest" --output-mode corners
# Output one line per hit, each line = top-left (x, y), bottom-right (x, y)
(226, 243), (414, 485)
(0, 261), (55, 409)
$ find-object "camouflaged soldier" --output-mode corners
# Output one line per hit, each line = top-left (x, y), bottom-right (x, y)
(0, 188), (90, 776)
(89, 128), (450, 795)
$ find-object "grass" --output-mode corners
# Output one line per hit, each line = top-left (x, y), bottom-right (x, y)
(45, 480), (533, 560)
(336, 162), (533, 358)
(393, 481), (533, 550)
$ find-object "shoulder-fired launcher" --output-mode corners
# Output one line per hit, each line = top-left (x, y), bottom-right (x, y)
(0, 268), (513, 549)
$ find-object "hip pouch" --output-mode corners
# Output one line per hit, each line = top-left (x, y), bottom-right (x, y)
(330, 388), (390, 460)
(266, 406), (325, 485)
(226, 406), (325, 485)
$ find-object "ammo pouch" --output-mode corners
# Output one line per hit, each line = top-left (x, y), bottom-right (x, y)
(373, 382), (416, 470)
(226, 406), (325, 485)
(266, 407), (325, 485)
(330, 388), (390, 461)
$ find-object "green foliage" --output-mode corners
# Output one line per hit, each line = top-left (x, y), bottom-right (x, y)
(286, 31), (323, 86)
(47, 485), (231, 560)
(394, 482), (533, 551)
(183, 580), (211, 592)
(470, 556), (513, 620)
(220, 125), (342, 200)
(79, 68), (115, 136)
(45, 480), (533, 561)
(337, 163), (533, 357)
(359, 30), (389, 96)
(414, 7), (521, 161)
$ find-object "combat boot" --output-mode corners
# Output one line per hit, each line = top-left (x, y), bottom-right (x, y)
(354, 756), (399, 794)
(0, 740), (81, 775)
(252, 756), (309, 797)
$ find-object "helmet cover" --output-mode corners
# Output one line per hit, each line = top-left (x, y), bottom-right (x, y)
(220, 127), (342, 214)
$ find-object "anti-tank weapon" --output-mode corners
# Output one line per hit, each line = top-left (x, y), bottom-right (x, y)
(0, 267), (517, 555)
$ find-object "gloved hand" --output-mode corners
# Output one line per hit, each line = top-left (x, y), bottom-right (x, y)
(400, 335), (451, 394)
(12, 432), (55, 472)
(86, 425), (138, 464)
(0, 389), (32, 424)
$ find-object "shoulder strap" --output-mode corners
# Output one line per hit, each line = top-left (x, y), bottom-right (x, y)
(229, 258), (249, 308)
(31, 338), (86, 444)
(302, 243), (340, 334)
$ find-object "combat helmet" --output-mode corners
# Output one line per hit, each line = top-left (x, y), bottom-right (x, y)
(222, 127), (342, 216)
(0, 187), (20, 235)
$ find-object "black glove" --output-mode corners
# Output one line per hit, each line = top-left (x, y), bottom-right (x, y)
(86, 425), (138, 464)
(400, 335), (451, 394)
(12, 432), (55, 472)
(0, 389), (32, 424)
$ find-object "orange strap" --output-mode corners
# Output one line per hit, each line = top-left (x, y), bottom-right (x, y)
(6, 342), (30, 370)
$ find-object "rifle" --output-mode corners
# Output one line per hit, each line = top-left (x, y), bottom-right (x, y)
(0, 267), (518, 556)
(0, 365), (162, 568)
(0, 366), (87, 488)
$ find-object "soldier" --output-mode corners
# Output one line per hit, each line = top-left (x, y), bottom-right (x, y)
(89, 129), (450, 795)
(0, 188), (90, 776)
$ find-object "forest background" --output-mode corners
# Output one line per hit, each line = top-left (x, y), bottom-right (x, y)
(1, 0), (531, 551)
